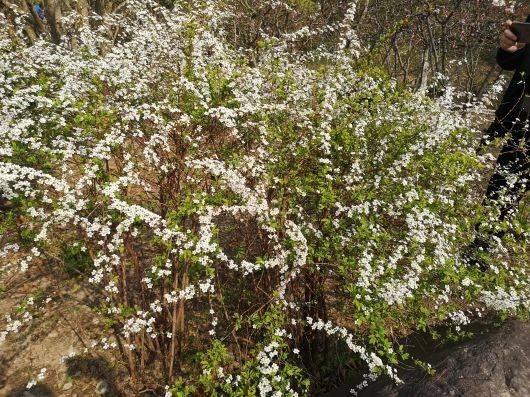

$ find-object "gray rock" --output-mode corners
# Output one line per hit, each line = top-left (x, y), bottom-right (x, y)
(325, 320), (530, 397)
(363, 320), (530, 397)
(95, 380), (109, 395)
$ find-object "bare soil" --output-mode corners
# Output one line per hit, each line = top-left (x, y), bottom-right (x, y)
(0, 263), (125, 397)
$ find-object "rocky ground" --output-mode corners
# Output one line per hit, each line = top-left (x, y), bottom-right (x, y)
(326, 320), (530, 397)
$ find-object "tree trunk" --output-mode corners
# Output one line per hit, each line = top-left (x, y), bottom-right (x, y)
(43, 0), (62, 44)
(94, 0), (105, 15)
(418, 47), (430, 92)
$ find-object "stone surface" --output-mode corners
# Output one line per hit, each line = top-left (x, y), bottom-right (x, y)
(95, 379), (109, 395)
(365, 320), (530, 397)
(325, 320), (530, 397)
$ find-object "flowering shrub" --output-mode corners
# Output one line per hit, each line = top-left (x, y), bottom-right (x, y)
(0, 1), (528, 395)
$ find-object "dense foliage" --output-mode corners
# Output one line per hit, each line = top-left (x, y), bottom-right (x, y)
(0, 1), (528, 396)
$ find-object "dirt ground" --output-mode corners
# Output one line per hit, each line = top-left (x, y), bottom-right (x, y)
(0, 262), (125, 397)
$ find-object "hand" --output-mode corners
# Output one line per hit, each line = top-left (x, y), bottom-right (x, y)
(500, 20), (526, 53)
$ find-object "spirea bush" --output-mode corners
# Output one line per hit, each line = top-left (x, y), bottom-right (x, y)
(0, 1), (528, 395)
